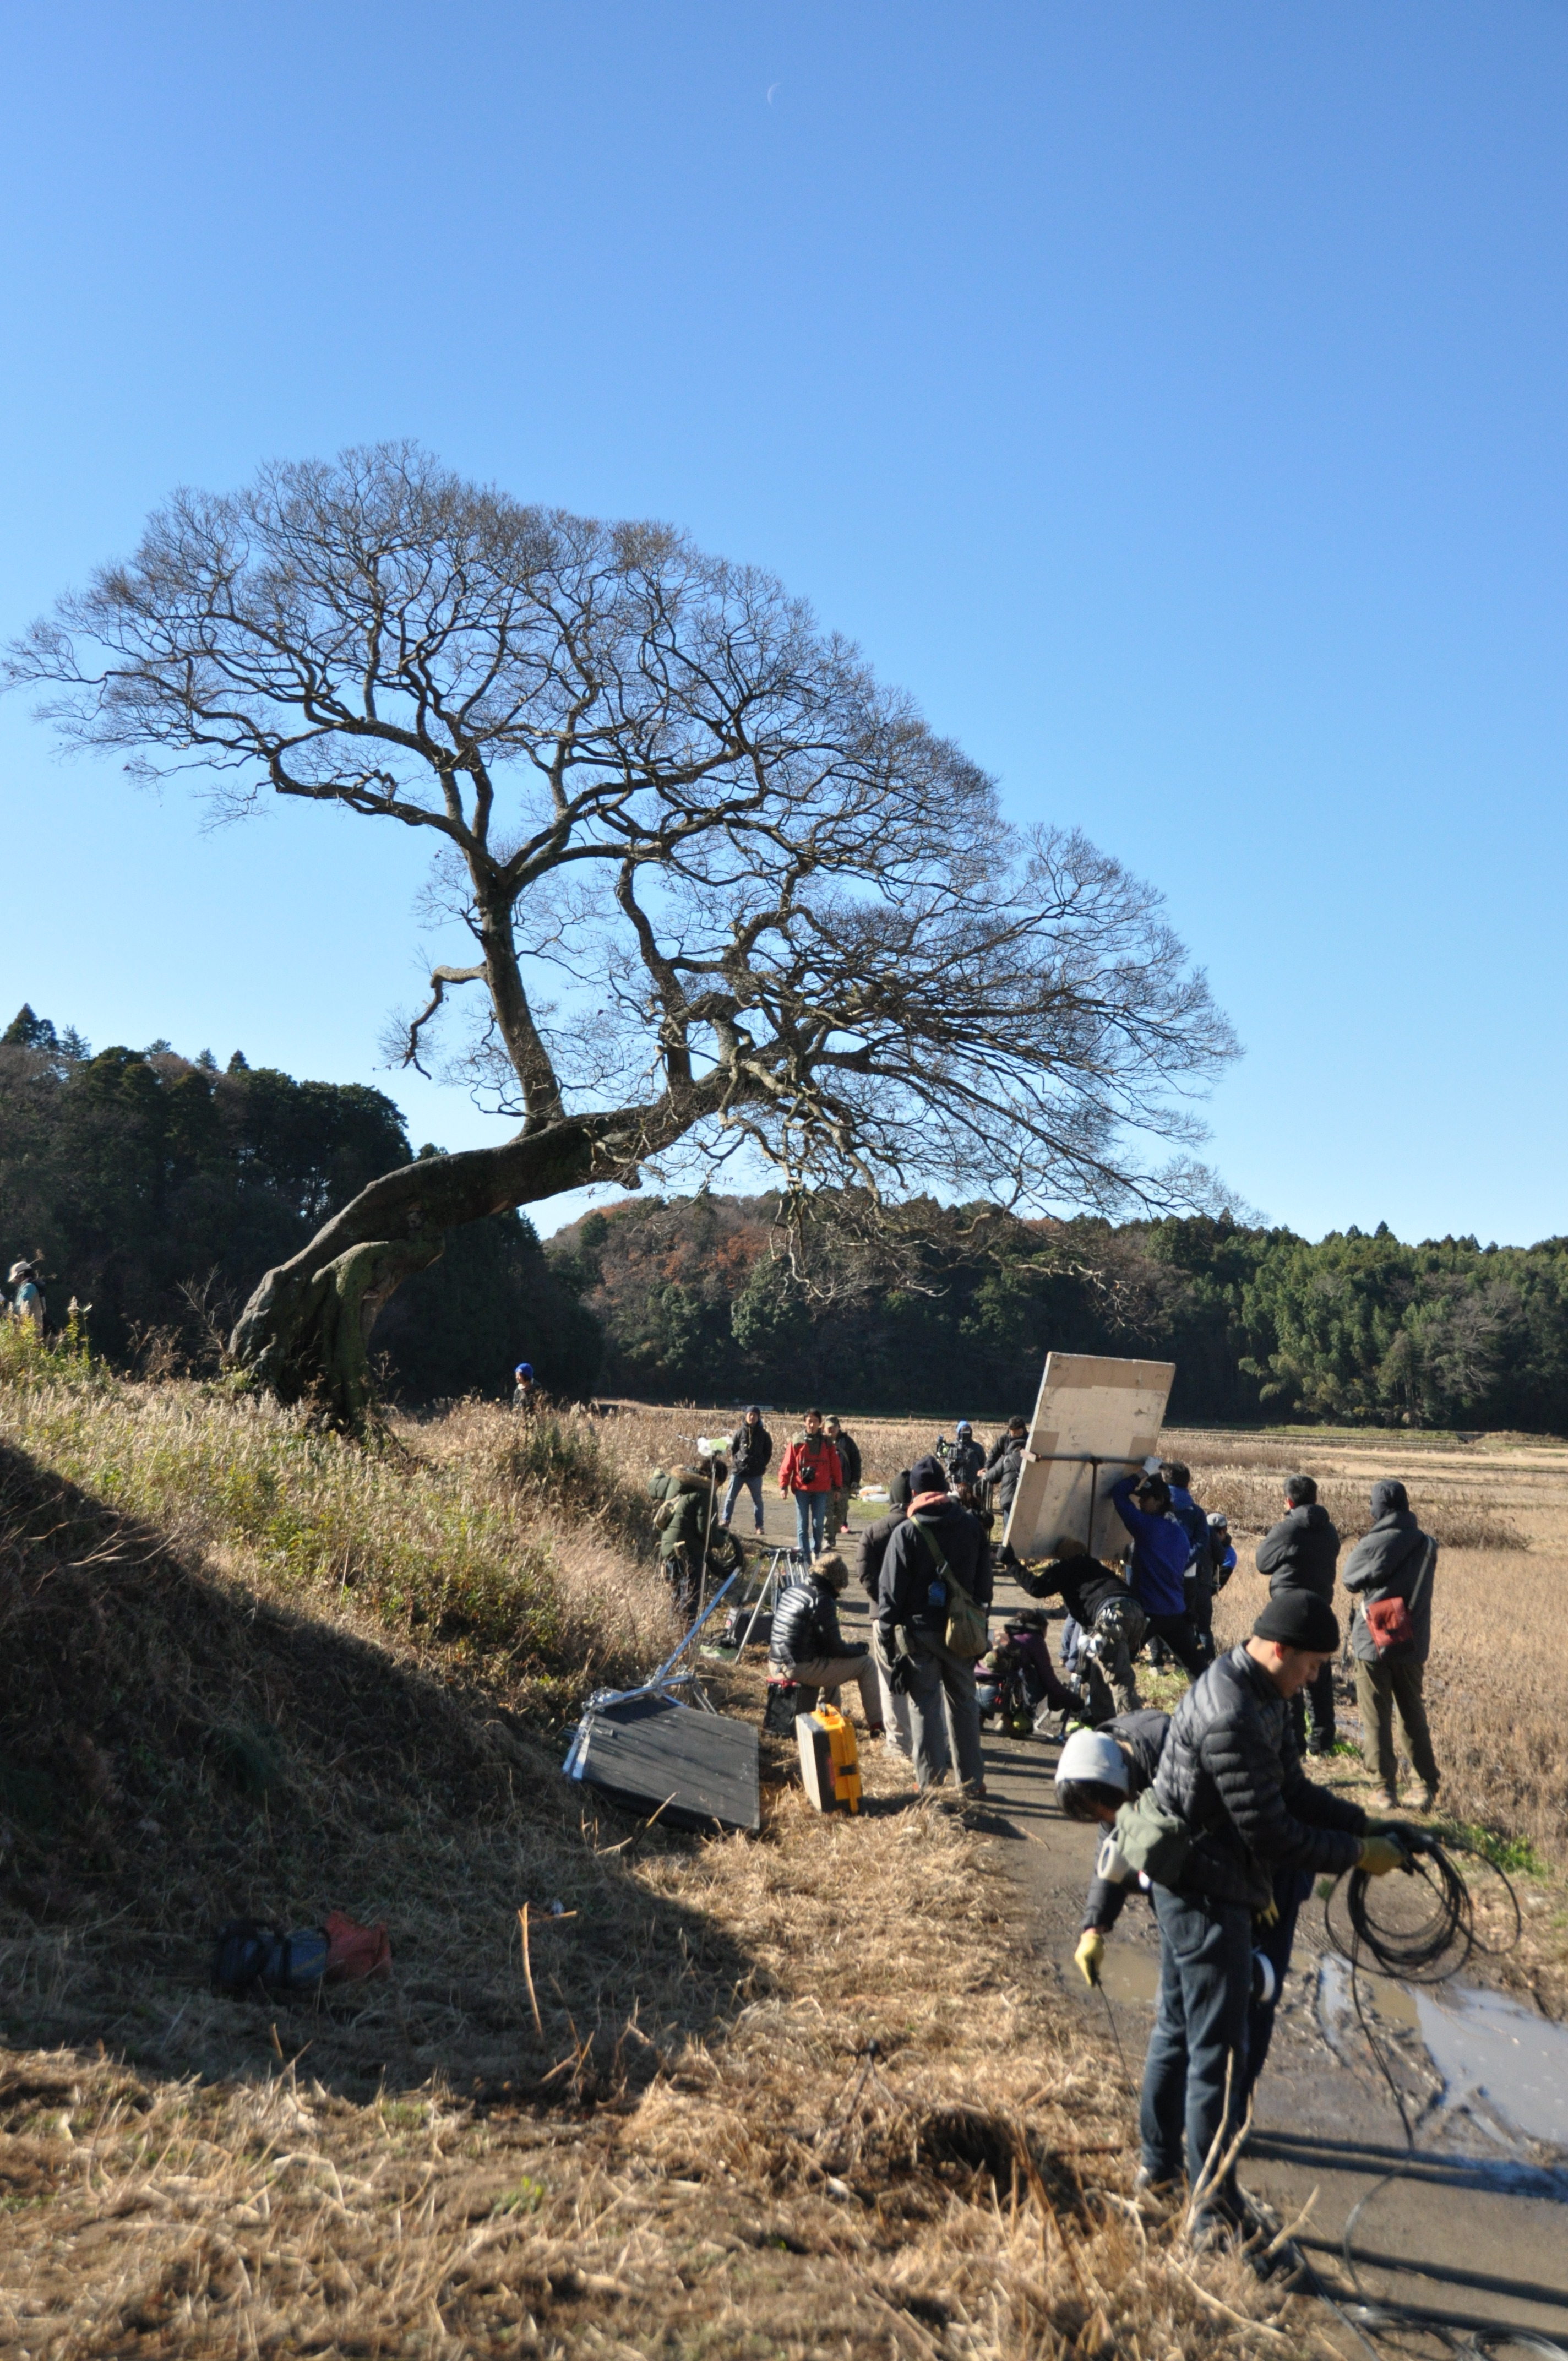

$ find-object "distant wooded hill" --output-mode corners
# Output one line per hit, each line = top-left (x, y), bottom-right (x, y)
(0, 1007), (600, 1401)
(9, 1004), (1566, 1428)
(544, 1189), (1568, 1432)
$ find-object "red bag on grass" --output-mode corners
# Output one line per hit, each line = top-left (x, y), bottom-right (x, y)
(323, 1910), (391, 1981)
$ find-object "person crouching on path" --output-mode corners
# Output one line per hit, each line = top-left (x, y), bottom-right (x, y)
(1341, 1479), (1440, 1813)
(723, 1405), (772, 1535)
(856, 1470), (915, 1758)
(824, 1415), (862, 1544)
(1255, 1473), (1341, 1757)
(1020, 1538), (1148, 1720)
(1139, 1592), (1405, 2243)
(1110, 1465), (1208, 1679)
(780, 1410), (841, 1563)
(876, 1455), (992, 1799)
(768, 1551), (885, 1734)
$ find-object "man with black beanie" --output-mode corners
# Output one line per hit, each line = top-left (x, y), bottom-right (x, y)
(877, 1455), (992, 1796)
(1137, 1592), (1404, 2245)
(1255, 1473), (1341, 1756)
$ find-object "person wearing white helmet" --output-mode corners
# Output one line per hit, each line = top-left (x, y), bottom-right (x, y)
(1054, 1715), (1169, 1989)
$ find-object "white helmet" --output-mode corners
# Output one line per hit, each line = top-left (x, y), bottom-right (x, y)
(1053, 1728), (1129, 1798)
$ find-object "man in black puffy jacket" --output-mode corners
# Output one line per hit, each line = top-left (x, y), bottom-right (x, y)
(1255, 1473), (1341, 1756)
(1140, 1592), (1402, 2239)
(769, 1552), (884, 1731)
(878, 1456), (993, 1796)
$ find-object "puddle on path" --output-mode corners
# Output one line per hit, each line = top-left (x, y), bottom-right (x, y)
(1098, 1947), (1160, 2006)
(1416, 1982), (1568, 2150)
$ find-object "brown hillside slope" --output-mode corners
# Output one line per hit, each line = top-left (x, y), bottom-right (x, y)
(1, 1347), (1308, 2357)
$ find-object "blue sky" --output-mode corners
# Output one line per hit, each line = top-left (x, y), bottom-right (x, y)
(2, 2), (1564, 1244)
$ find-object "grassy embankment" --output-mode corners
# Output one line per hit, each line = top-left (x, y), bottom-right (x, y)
(1, 1332), (1308, 2359)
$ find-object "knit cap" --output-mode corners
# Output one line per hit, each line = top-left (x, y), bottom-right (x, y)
(1252, 1592), (1341, 1653)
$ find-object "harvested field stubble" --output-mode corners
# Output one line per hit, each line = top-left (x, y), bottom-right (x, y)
(0, 1340), (1310, 2357)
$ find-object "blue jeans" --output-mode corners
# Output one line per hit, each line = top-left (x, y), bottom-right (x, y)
(725, 1470), (764, 1531)
(793, 1492), (827, 1558)
(1244, 1867), (1310, 2103)
(1140, 1884), (1251, 2214)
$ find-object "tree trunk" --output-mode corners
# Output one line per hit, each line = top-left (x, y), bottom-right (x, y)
(228, 1114), (621, 1428)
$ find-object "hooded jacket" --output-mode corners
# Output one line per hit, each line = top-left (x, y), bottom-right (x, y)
(770, 1570), (857, 1667)
(1341, 1496), (1436, 1664)
(983, 1431), (1028, 1512)
(829, 1430), (863, 1490)
(1110, 1476), (1191, 1618)
(1152, 1645), (1366, 1909)
(1082, 1709), (1170, 1932)
(779, 1433), (842, 1495)
(877, 1494), (992, 1652)
(1255, 1502), (1341, 1604)
(728, 1419), (772, 1479)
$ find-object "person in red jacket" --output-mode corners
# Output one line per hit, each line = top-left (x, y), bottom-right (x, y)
(779, 1408), (842, 1563)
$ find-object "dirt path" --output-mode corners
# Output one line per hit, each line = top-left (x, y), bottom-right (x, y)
(832, 1556), (1568, 2352)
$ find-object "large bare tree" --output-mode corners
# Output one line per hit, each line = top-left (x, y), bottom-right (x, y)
(7, 444), (1237, 1423)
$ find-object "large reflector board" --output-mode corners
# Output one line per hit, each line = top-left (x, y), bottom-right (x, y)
(1003, 1353), (1177, 1562)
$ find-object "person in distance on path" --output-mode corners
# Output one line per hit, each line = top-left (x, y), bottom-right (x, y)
(983, 1416), (1031, 1527)
(779, 1409), (842, 1563)
(1017, 1536), (1148, 1720)
(1110, 1466), (1208, 1679)
(1138, 1592), (1404, 2243)
(768, 1551), (885, 1736)
(877, 1455), (992, 1798)
(1255, 1473), (1341, 1756)
(722, 1405), (772, 1535)
(823, 1415), (862, 1544)
(948, 1421), (985, 1489)
(1341, 1478), (1441, 1813)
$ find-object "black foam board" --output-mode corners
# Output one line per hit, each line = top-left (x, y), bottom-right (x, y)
(575, 1695), (760, 1834)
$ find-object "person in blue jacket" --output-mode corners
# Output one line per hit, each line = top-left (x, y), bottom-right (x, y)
(1110, 1464), (1208, 1678)
(1164, 1459), (1218, 1667)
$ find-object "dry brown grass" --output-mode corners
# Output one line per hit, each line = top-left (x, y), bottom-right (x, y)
(0, 1356), (1329, 2358)
(1175, 1428), (1568, 1895)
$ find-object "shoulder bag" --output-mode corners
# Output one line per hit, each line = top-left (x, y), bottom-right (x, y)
(912, 1517), (989, 1661)
(1364, 1535), (1435, 1656)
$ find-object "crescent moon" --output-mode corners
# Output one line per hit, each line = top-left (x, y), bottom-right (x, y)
(766, 81), (780, 103)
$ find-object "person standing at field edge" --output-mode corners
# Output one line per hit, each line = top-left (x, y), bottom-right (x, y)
(1255, 1473), (1341, 1756)
(824, 1415), (862, 1543)
(722, 1405), (772, 1535)
(1340, 1479), (1440, 1812)
(779, 1410), (842, 1563)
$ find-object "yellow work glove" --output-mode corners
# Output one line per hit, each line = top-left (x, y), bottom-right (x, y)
(1358, 1835), (1407, 1877)
(1254, 1897), (1280, 1931)
(1074, 1930), (1105, 1988)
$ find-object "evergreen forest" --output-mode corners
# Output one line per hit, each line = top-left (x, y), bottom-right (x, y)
(6, 1004), (1567, 1429)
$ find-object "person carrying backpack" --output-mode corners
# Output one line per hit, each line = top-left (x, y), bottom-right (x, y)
(778, 1411), (842, 1563)
(1341, 1478), (1440, 1812)
(875, 1455), (992, 1797)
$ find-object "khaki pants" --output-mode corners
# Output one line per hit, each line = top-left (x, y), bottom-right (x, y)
(825, 1487), (851, 1542)
(1354, 1655), (1439, 1796)
(780, 1651), (883, 1730)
